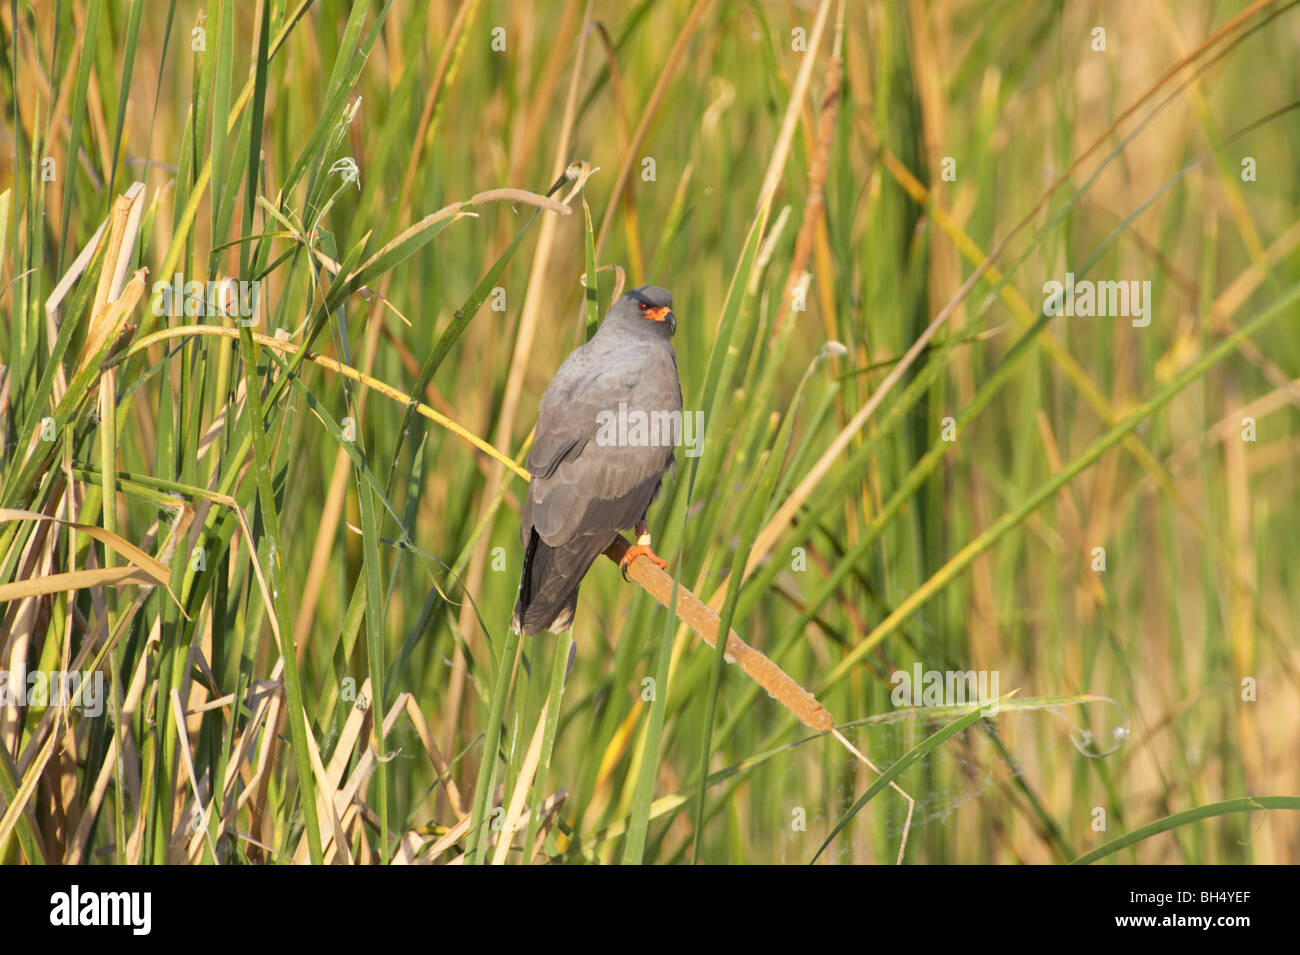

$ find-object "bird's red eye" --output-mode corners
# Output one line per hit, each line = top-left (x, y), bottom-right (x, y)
(638, 302), (649, 311)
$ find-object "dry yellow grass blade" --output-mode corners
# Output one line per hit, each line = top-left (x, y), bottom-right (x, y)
(401, 695), (465, 818)
(420, 813), (474, 864)
(0, 565), (156, 601)
(77, 185), (145, 375)
(293, 677), (373, 864)
(594, 702), (642, 803)
(301, 708), (355, 866)
(169, 690), (220, 864)
(490, 697), (551, 864)
(0, 508), (179, 605)
(64, 621), (159, 864)
(318, 694), (413, 864)
(348, 187), (571, 283)
(196, 664), (284, 859)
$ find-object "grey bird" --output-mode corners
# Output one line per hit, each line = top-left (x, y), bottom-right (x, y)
(512, 285), (681, 635)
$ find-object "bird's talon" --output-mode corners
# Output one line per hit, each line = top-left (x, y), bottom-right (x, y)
(620, 543), (667, 580)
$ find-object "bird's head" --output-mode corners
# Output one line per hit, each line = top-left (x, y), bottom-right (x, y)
(607, 285), (676, 338)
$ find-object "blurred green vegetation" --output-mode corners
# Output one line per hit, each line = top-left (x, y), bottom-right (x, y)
(1, 0), (1298, 864)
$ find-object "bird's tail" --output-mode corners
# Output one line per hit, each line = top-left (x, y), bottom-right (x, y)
(512, 529), (611, 635)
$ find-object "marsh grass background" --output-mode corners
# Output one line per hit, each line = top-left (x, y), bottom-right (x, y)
(1, 0), (1298, 865)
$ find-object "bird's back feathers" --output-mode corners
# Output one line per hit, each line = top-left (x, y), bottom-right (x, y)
(513, 299), (681, 635)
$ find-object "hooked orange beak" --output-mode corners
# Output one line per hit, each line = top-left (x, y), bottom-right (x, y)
(644, 306), (670, 323)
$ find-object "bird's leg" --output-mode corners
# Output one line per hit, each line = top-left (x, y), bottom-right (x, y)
(620, 520), (668, 581)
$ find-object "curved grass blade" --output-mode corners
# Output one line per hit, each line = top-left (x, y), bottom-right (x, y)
(1072, 796), (1300, 865)
(810, 695), (1009, 864)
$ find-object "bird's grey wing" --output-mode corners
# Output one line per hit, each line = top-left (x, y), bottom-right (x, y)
(520, 347), (593, 544)
(524, 344), (679, 547)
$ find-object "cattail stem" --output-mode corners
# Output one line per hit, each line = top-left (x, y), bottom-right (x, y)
(605, 535), (834, 732)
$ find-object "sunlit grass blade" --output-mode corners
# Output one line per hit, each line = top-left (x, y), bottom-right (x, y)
(1072, 797), (1300, 865)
